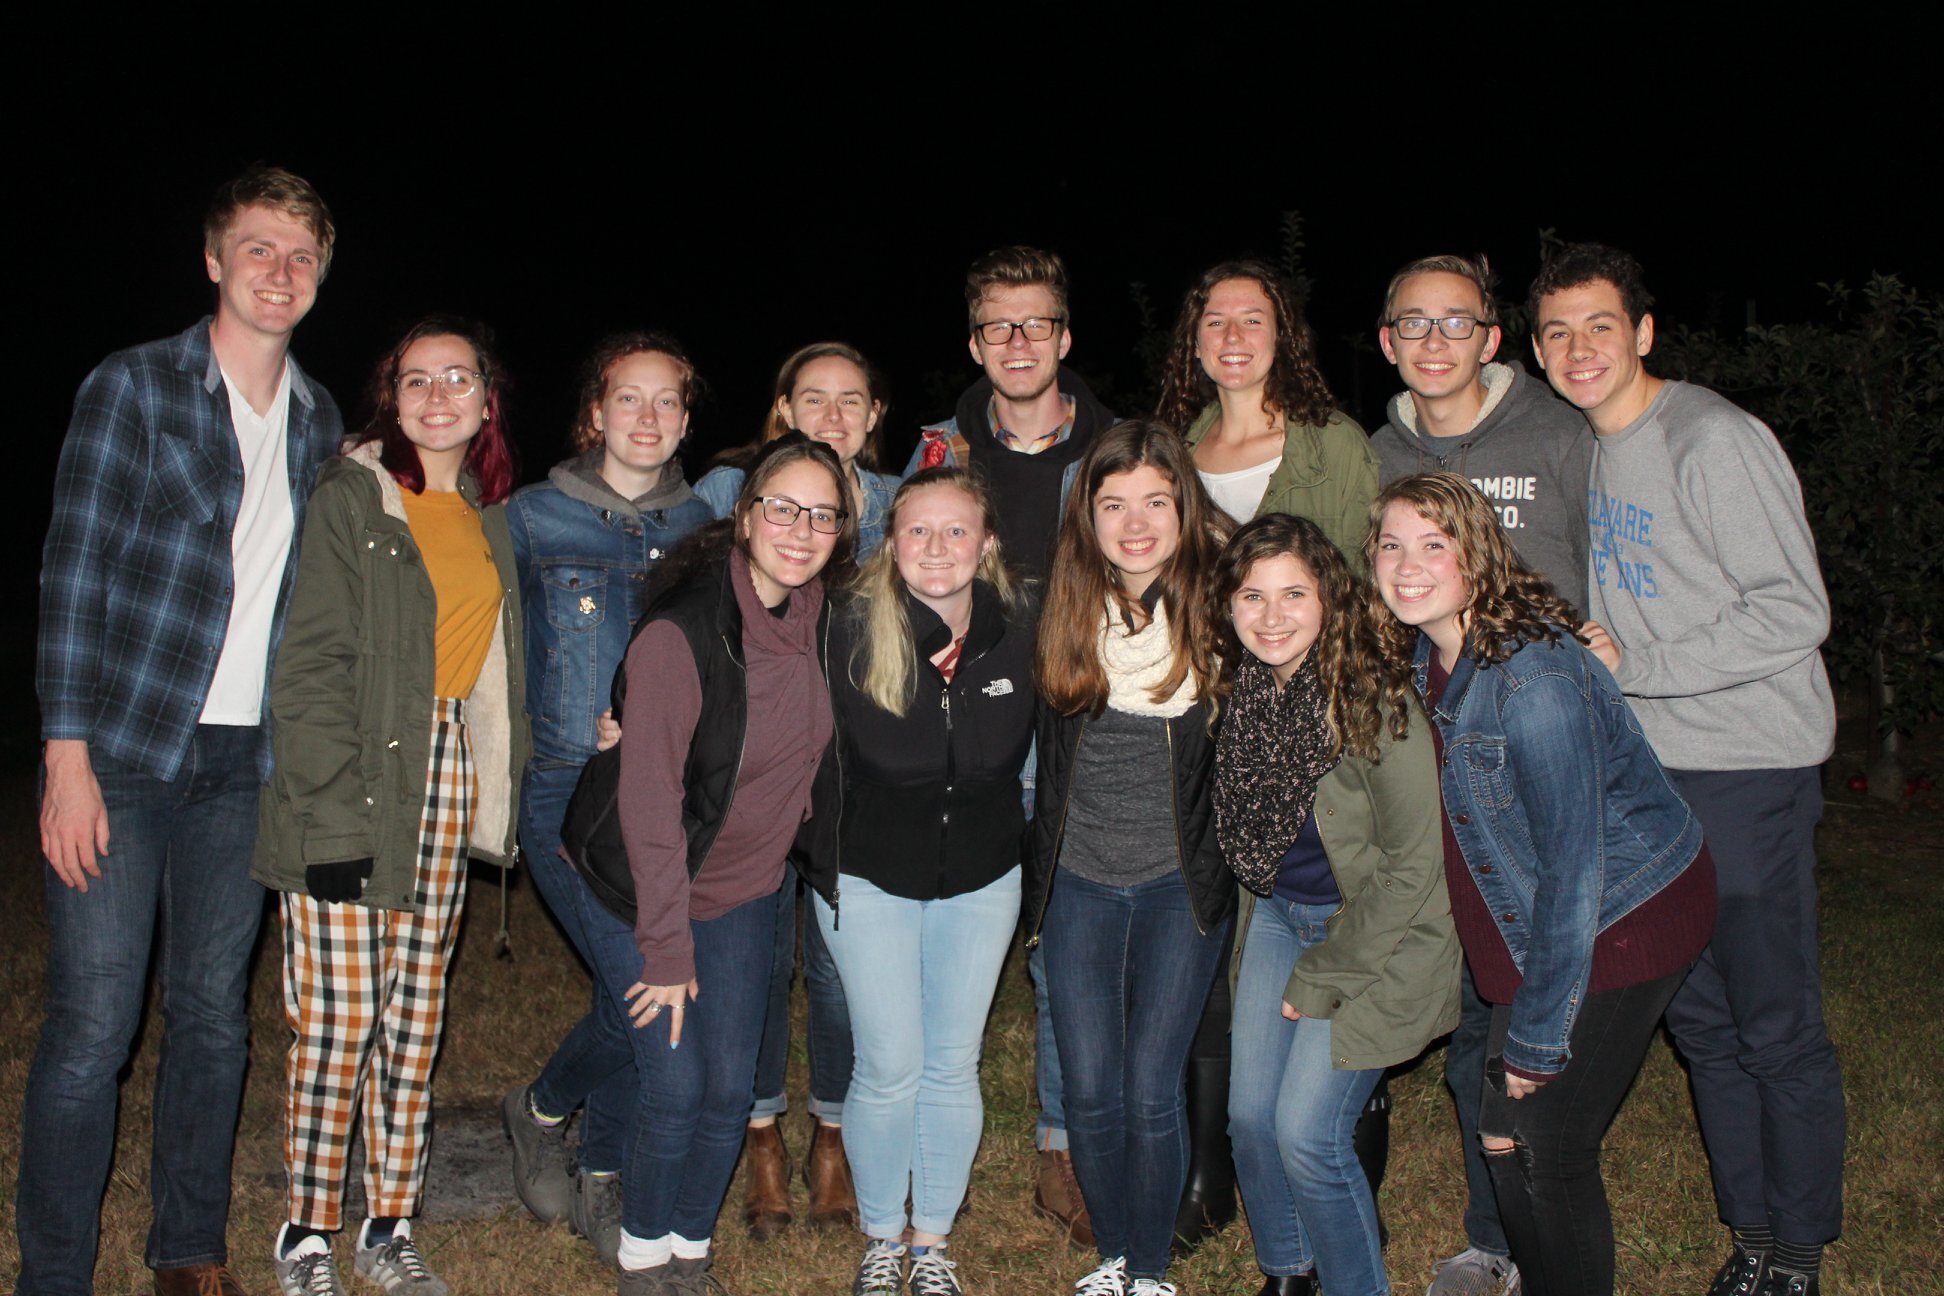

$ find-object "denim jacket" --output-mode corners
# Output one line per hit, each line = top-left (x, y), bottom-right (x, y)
(1414, 631), (1702, 1077)
(693, 461), (900, 559)
(507, 455), (713, 766)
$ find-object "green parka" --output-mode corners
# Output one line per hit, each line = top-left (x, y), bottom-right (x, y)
(252, 443), (529, 910)
(1229, 696), (1460, 1070)
(1183, 404), (1379, 573)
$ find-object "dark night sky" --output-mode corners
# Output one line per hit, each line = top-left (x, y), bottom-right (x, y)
(11, 40), (1927, 732)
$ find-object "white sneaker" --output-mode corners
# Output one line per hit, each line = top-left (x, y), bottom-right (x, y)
(274, 1227), (347, 1296)
(354, 1219), (450, 1296)
(1073, 1257), (1129, 1296)
(1426, 1247), (1521, 1296)
(1130, 1282), (1177, 1296)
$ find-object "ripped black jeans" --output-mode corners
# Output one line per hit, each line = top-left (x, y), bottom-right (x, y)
(1480, 969), (1687, 1296)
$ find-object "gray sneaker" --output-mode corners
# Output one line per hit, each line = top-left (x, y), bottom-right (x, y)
(665, 1254), (731, 1296)
(1426, 1247), (1521, 1296)
(503, 1082), (576, 1223)
(354, 1223), (449, 1296)
(274, 1233), (347, 1296)
(572, 1169), (625, 1270)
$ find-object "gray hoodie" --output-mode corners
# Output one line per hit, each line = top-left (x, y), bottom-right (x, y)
(1371, 362), (1592, 612)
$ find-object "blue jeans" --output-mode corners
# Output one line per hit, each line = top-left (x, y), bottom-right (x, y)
(573, 880), (779, 1240)
(752, 875), (851, 1123)
(524, 761), (635, 1174)
(1445, 962), (1511, 1256)
(1663, 767), (1844, 1243)
(1230, 900), (1387, 1295)
(1042, 869), (1232, 1282)
(18, 726), (266, 1293)
(1021, 756), (1066, 1151)
(813, 869), (1021, 1238)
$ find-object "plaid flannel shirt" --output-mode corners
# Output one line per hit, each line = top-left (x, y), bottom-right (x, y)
(38, 317), (343, 782)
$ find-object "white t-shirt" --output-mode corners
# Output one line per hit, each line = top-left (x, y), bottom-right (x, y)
(1198, 457), (1278, 524)
(200, 366), (296, 725)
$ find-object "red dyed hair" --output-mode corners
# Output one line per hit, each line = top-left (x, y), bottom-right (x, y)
(357, 315), (517, 504)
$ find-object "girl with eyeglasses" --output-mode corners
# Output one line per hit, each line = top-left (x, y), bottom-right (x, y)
(692, 342), (901, 1234)
(560, 433), (855, 1296)
(255, 317), (527, 1296)
(1213, 513), (1458, 1296)
(1028, 419), (1236, 1296)
(498, 333), (716, 1265)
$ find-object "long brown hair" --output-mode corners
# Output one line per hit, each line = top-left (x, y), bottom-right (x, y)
(1156, 260), (1337, 433)
(1035, 419), (1229, 715)
(1211, 513), (1395, 759)
(1364, 473), (1583, 712)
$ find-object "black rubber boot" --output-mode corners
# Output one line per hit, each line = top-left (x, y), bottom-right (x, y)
(1352, 1074), (1392, 1249)
(1172, 973), (1237, 1256)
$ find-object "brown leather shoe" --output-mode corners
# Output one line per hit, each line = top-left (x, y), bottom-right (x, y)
(741, 1120), (794, 1241)
(804, 1121), (859, 1229)
(1033, 1146), (1095, 1249)
(153, 1262), (249, 1296)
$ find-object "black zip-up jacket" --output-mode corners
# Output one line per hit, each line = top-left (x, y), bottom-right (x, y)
(1024, 660), (1236, 940)
(794, 581), (1038, 902)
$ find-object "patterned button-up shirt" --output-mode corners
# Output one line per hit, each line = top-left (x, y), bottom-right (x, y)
(38, 317), (342, 781)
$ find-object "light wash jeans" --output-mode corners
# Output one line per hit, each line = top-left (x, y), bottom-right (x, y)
(813, 868), (1021, 1239)
(1230, 899), (1388, 1296)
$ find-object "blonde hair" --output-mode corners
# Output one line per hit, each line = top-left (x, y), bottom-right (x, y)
(847, 468), (1023, 715)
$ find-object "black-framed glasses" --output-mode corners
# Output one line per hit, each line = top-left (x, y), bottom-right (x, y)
(397, 367), (482, 401)
(974, 316), (1065, 346)
(757, 496), (848, 535)
(1386, 315), (1492, 341)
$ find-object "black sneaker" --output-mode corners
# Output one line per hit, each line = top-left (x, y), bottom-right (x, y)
(1707, 1246), (1768, 1296)
(1759, 1272), (1817, 1296)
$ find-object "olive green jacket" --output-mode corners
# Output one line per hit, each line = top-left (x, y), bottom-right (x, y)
(1184, 404), (1379, 573)
(253, 443), (529, 909)
(1229, 696), (1461, 1070)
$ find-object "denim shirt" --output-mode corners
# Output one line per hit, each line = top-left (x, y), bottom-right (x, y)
(1414, 631), (1702, 1076)
(508, 465), (713, 766)
(693, 462), (900, 559)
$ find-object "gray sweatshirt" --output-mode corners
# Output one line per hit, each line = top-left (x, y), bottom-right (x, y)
(1585, 381), (1834, 771)
(1372, 362), (1592, 612)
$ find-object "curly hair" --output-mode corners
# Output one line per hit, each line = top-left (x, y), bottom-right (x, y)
(1527, 242), (1655, 329)
(571, 331), (701, 454)
(356, 315), (516, 504)
(1035, 419), (1230, 715)
(1211, 513), (1395, 759)
(1363, 474), (1583, 711)
(1156, 260), (1336, 433)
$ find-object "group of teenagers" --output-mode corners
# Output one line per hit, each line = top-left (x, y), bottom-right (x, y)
(22, 165), (1843, 1296)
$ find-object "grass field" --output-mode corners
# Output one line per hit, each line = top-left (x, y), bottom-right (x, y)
(1, 746), (1940, 1294)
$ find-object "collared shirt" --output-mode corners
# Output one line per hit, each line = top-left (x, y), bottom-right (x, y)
(37, 317), (342, 781)
(988, 392), (1077, 455)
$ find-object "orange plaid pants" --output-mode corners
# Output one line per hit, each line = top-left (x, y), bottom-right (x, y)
(280, 699), (473, 1227)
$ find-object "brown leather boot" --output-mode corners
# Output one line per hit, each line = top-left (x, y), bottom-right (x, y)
(804, 1121), (859, 1229)
(153, 1263), (249, 1295)
(1033, 1146), (1095, 1249)
(741, 1120), (794, 1241)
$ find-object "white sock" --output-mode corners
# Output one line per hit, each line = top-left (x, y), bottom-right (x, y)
(616, 1229), (673, 1271)
(670, 1233), (711, 1261)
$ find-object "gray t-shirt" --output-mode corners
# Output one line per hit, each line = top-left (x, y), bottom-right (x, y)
(1059, 704), (1179, 887)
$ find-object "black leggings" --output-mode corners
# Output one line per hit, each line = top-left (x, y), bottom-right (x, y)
(1480, 970), (1686, 1296)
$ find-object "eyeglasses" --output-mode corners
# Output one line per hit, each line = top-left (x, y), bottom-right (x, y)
(397, 367), (482, 401)
(1386, 315), (1492, 341)
(756, 496), (848, 535)
(974, 316), (1065, 346)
